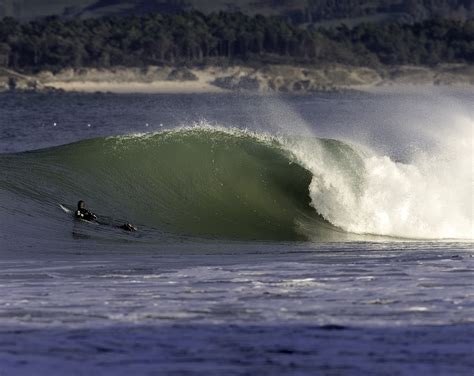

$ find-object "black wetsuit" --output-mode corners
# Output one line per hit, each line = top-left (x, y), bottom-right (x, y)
(75, 208), (97, 221)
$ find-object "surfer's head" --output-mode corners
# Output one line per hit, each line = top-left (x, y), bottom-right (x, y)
(77, 200), (85, 209)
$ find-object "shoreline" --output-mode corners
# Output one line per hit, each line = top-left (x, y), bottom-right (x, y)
(45, 80), (225, 94)
(1, 64), (473, 94)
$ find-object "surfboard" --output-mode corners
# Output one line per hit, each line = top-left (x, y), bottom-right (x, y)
(59, 203), (72, 213)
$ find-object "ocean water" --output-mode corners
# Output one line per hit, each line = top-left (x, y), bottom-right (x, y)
(0, 90), (473, 375)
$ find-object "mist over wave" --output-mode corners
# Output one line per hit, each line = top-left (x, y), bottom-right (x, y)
(251, 89), (473, 240)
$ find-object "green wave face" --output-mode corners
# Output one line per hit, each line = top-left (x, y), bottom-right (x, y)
(1, 128), (357, 241)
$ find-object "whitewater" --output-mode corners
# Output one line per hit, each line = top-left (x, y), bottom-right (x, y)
(0, 89), (473, 375)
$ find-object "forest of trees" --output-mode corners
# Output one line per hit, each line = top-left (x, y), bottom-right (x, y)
(0, 11), (472, 72)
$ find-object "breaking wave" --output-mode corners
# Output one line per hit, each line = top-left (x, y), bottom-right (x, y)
(0, 126), (472, 241)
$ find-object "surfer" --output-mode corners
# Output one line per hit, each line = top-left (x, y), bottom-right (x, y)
(74, 200), (137, 232)
(75, 200), (97, 221)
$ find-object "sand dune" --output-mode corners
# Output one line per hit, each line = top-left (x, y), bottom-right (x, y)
(2, 64), (473, 94)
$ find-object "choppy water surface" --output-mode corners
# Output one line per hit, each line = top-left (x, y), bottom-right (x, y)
(0, 90), (473, 375)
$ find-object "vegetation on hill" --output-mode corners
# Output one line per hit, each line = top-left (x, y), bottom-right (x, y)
(2, 0), (473, 23)
(0, 11), (472, 73)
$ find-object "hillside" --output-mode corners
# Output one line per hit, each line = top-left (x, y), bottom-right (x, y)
(1, 0), (473, 24)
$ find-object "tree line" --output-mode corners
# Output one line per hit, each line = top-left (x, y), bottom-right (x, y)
(0, 11), (472, 72)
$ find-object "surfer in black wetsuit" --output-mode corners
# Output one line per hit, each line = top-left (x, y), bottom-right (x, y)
(75, 200), (97, 221)
(75, 200), (137, 232)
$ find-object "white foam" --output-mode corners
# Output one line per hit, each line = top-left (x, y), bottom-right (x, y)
(285, 105), (474, 240)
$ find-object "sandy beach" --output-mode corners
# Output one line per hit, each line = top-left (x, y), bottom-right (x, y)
(47, 80), (225, 94)
(1, 64), (473, 94)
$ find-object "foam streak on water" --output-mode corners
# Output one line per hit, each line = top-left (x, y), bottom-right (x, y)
(0, 243), (473, 375)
